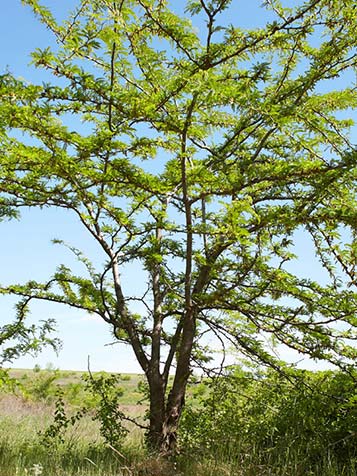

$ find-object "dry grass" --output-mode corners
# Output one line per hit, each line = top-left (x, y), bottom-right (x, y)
(0, 393), (52, 416)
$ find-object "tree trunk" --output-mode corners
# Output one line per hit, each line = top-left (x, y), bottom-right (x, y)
(146, 386), (186, 454)
(146, 369), (189, 454)
(161, 389), (186, 454)
(146, 308), (196, 454)
(146, 373), (166, 451)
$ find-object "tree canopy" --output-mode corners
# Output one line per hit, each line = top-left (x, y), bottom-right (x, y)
(1, 0), (357, 451)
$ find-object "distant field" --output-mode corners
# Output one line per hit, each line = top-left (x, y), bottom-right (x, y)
(6, 368), (182, 405)
(7, 368), (149, 407)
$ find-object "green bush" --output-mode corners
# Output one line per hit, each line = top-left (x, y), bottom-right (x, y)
(26, 368), (59, 402)
(180, 367), (357, 472)
(41, 372), (128, 449)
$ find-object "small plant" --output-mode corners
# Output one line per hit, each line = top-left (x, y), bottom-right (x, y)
(82, 372), (128, 446)
(41, 372), (128, 449)
(65, 382), (83, 405)
(0, 368), (18, 392)
(120, 375), (131, 381)
(28, 368), (59, 402)
(40, 389), (86, 447)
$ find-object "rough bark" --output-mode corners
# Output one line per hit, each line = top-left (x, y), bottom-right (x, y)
(145, 307), (196, 454)
(146, 371), (166, 451)
(146, 376), (188, 455)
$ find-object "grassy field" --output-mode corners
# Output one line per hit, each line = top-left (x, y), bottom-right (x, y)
(1, 368), (153, 476)
(1, 367), (356, 476)
(1, 368), (200, 476)
(0, 386), (212, 476)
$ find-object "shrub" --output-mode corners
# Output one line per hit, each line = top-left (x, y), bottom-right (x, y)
(41, 372), (128, 449)
(180, 367), (357, 471)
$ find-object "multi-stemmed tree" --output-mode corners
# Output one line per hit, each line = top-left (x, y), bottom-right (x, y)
(1, 0), (357, 451)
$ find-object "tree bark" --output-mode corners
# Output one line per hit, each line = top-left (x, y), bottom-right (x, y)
(146, 370), (166, 451)
(145, 316), (195, 453)
(146, 378), (188, 455)
(151, 309), (196, 454)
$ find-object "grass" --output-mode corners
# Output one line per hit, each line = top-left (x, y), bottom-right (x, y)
(1, 390), (211, 476)
(1, 368), (356, 476)
(1, 369), (150, 475)
(0, 393), (145, 476)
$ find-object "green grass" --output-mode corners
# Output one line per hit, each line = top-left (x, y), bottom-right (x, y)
(1, 392), (356, 476)
(1, 368), (357, 476)
(0, 393), (146, 476)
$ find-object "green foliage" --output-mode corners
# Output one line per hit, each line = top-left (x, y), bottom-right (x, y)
(40, 389), (87, 447)
(41, 371), (128, 449)
(24, 367), (60, 402)
(82, 372), (128, 446)
(2, 0), (357, 449)
(180, 367), (357, 471)
(0, 315), (60, 366)
(64, 381), (84, 405)
(1, 0), (357, 368)
(0, 368), (18, 393)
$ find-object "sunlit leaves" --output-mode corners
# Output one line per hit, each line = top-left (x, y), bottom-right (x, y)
(2, 0), (357, 378)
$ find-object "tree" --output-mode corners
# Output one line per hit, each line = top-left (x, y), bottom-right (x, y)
(1, 0), (357, 452)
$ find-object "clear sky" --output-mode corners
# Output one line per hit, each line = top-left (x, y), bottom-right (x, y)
(0, 0), (354, 373)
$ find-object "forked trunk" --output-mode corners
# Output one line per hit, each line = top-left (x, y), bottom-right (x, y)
(146, 373), (188, 454)
(147, 309), (196, 453)
(146, 394), (186, 454)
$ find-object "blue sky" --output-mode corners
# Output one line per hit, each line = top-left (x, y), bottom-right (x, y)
(0, 0), (354, 373)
